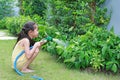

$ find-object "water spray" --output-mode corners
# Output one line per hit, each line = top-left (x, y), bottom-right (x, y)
(41, 36), (68, 48)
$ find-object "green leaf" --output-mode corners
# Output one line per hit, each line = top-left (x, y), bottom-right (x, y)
(111, 64), (118, 73)
(117, 53), (120, 59)
(56, 45), (64, 55)
(64, 56), (76, 63)
(69, 27), (74, 32)
(75, 62), (80, 69)
(106, 61), (113, 70)
(102, 44), (107, 55)
(55, 32), (60, 35)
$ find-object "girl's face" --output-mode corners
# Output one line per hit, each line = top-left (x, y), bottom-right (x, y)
(29, 24), (39, 38)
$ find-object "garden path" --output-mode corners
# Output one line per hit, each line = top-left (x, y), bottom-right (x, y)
(0, 30), (16, 40)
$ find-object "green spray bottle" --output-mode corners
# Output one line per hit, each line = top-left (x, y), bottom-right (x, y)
(40, 36), (53, 43)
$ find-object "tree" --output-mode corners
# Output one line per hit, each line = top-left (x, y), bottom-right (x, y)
(0, 0), (14, 19)
(18, 0), (46, 17)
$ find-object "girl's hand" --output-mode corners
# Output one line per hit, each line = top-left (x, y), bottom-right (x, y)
(39, 39), (47, 45)
(34, 42), (41, 48)
(34, 39), (47, 48)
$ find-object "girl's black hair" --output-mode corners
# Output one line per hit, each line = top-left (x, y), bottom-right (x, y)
(16, 21), (36, 47)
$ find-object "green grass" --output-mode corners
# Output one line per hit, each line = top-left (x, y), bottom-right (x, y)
(0, 40), (120, 80)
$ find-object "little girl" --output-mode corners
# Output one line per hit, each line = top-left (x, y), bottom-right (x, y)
(11, 21), (46, 73)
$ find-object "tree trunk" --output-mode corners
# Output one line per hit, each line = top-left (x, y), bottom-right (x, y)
(89, 1), (96, 23)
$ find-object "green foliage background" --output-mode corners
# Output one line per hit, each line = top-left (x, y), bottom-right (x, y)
(44, 0), (110, 39)
(18, 0), (46, 17)
(0, 0), (14, 19)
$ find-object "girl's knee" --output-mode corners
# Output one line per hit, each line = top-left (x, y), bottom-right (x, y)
(33, 48), (39, 57)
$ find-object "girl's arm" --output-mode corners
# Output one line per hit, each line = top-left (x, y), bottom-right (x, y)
(23, 38), (41, 59)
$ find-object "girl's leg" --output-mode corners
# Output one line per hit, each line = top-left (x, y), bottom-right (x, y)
(21, 48), (39, 72)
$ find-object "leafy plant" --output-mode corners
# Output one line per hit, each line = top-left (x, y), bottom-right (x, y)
(51, 25), (120, 73)
(44, 0), (109, 40)
(5, 15), (32, 35)
(18, 0), (46, 17)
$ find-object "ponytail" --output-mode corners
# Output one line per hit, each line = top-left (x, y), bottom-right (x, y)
(15, 21), (36, 47)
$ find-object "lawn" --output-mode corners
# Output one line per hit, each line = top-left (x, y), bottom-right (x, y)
(0, 40), (120, 80)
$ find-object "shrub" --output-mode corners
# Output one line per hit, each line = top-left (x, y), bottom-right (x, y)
(0, 15), (33, 35)
(5, 15), (32, 35)
(45, 25), (120, 73)
(18, 0), (46, 17)
(0, 18), (7, 29)
(0, 15), (46, 35)
(45, 0), (110, 39)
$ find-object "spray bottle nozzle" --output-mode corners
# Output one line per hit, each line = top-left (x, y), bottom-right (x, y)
(45, 36), (53, 41)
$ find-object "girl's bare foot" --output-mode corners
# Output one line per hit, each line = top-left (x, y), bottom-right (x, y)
(21, 68), (34, 73)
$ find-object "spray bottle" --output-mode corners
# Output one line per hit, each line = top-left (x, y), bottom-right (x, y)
(40, 36), (67, 48)
(40, 36), (53, 43)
